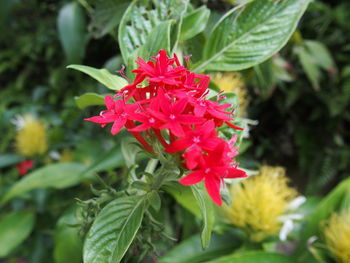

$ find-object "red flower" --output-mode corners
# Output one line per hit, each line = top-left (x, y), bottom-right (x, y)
(166, 120), (222, 153)
(148, 97), (204, 137)
(85, 96), (138, 135)
(180, 144), (246, 205)
(179, 162), (246, 206)
(133, 50), (186, 85)
(85, 49), (247, 205)
(17, 160), (34, 176)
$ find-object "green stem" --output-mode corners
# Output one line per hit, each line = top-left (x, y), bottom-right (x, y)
(145, 158), (158, 174)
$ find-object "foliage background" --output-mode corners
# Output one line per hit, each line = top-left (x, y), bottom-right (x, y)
(0, 0), (349, 262)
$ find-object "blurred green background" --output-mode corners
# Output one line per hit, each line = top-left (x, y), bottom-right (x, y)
(0, 0), (349, 262)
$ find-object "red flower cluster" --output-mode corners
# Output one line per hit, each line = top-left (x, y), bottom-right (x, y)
(86, 50), (246, 205)
(17, 160), (34, 176)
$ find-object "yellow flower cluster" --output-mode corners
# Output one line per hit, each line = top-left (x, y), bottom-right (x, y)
(211, 72), (248, 117)
(15, 115), (48, 157)
(323, 210), (350, 263)
(223, 166), (297, 242)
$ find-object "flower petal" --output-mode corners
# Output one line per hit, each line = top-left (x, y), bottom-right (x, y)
(165, 138), (191, 153)
(204, 176), (222, 206)
(111, 118), (126, 135)
(225, 168), (247, 179)
(179, 170), (205, 185)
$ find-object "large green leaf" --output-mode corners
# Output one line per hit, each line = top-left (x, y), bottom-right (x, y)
(0, 211), (35, 257)
(206, 251), (295, 263)
(0, 154), (23, 169)
(74, 92), (105, 109)
(83, 196), (146, 263)
(180, 6), (210, 41)
(118, 0), (189, 73)
(191, 184), (215, 249)
(57, 2), (87, 63)
(194, 0), (310, 72)
(138, 21), (172, 61)
(54, 206), (83, 263)
(68, 64), (128, 90)
(89, 0), (130, 38)
(1, 163), (88, 204)
(158, 232), (242, 263)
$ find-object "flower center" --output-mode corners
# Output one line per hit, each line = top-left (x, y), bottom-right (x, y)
(169, 114), (176, 120)
(205, 168), (211, 174)
(149, 117), (155, 123)
(192, 136), (200, 143)
(121, 112), (128, 118)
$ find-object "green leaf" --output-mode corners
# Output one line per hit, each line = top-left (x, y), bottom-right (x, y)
(84, 144), (124, 175)
(194, 0), (310, 72)
(74, 92), (105, 109)
(103, 55), (124, 73)
(184, 33), (206, 64)
(147, 190), (161, 211)
(89, 0), (130, 38)
(295, 45), (320, 90)
(0, 154), (23, 169)
(304, 40), (335, 71)
(206, 251), (295, 263)
(121, 136), (141, 168)
(191, 184), (215, 249)
(57, 2), (87, 63)
(163, 183), (201, 218)
(54, 206), (83, 263)
(295, 177), (350, 258)
(158, 232), (242, 263)
(252, 59), (277, 98)
(180, 6), (210, 41)
(1, 163), (88, 204)
(68, 64), (128, 90)
(0, 211), (35, 257)
(138, 20), (172, 61)
(118, 0), (189, 73)
(83, 196), (146, 263)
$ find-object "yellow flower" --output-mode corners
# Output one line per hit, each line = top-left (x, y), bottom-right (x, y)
(211, 72), (248, 117)
(15, 115), (48, 157)
(323, 210), (350, 263)
(223, 166), (298, 242)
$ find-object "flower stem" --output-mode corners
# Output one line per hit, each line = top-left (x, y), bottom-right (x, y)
(145, 158), (158, 174)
